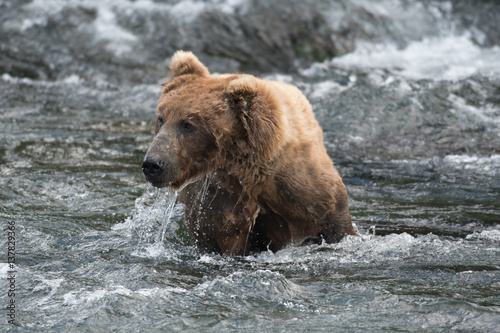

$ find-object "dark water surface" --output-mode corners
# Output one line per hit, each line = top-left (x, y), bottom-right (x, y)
(1, 0), (499, 331)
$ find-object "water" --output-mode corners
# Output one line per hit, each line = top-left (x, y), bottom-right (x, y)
(1, 0), (500, 331)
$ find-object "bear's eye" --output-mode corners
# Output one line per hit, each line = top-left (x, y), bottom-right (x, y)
(158, 117), (164, 127)
(181, 120), (194, 132)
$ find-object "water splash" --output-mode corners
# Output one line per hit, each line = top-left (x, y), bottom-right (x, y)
(157, 189), (178, 243)
(194, 174), (215, 217)
(113, 185), (182, 257)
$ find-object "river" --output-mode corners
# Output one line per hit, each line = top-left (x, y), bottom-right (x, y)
(0, 0), (499, 331)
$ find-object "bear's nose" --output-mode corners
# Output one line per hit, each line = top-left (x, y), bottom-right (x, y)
(142, 156), (166, 180)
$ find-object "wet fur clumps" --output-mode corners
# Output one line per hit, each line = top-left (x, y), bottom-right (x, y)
(142, 51), (356, 255)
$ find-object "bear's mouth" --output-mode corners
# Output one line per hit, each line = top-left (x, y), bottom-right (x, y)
(149, 180), (169, 188)
(143, 172), (174, 189)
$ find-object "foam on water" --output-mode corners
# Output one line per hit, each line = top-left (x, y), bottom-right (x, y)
(195, 269), (302, 299)
(304, 34), (500, 81)
(391, 154), (500, 178)
(442, 154), (500, 175)
(466, 230), (500, 241)
(94, 5), (137, 57)
(32, 277), (64, 307)
(62, 285), (187, 307)
(448, 92), (500, 126)
(0, 263), (11, 279)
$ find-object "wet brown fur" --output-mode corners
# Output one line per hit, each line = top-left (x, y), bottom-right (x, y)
(146, 51), (356, 255)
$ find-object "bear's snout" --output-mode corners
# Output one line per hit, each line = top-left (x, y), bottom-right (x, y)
(142, 156), (166, 181)
(142, 155), (177, 188)
(142, 133), (180, 188)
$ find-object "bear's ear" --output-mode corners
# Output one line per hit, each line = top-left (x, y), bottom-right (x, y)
(224, 76), (284, 159)
(223, 76), (258, 111)
(169, 51), (210, 78)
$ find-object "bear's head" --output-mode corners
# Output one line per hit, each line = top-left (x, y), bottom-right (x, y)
(142, 51), (286, 191)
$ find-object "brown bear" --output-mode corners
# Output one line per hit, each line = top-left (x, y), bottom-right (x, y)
(142, 51), (355, 255)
